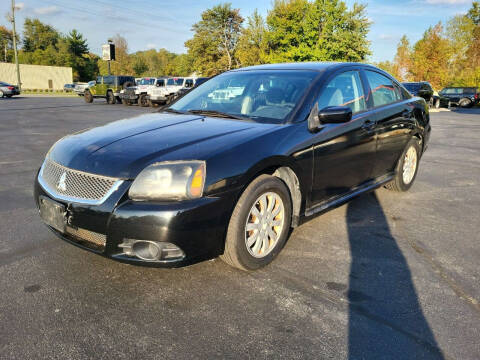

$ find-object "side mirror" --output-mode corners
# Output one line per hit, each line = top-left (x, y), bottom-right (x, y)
(308, 105), (352, 132)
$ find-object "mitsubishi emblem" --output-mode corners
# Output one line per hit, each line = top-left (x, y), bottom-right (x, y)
(57, 172), (67, 192)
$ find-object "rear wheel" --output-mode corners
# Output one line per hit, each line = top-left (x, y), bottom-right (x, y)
(106, 91), (115, 104)
(138, 94), (149, 107)
(84, 90), (93, 103)
(385, 138), (421, 192)
(221, 175), (292, 271)
(459, 98), (472, 108)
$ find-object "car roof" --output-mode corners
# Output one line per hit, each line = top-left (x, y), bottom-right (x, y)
(230, 62), (379, 72)
(403, 82), (429, 84)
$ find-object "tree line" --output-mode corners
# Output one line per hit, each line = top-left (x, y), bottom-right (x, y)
(1, 0), (479, 89)
(376, 1), (480, 90)
(0, 0), (370, 82)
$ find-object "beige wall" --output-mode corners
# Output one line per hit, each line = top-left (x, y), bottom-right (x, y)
(0, 63), (73, 90)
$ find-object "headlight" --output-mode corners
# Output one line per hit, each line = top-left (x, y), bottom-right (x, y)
(128, 161), (206, 201)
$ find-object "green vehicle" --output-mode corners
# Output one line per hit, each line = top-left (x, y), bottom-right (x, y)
(84, 75), (136, 104)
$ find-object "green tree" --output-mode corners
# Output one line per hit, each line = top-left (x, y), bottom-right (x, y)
(393, 35), (412, 81)
(265, 0), (370, 62)
(410, 23), (450, 89)
(185, 3), (244, 76)
(236, 9), (268, 66)
(23, 18), (59, 52)
(67, 30), (89, 57)
(468, 1), (480, 25)
(0, 26), (17, 62)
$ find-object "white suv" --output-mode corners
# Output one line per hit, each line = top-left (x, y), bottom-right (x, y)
(120, 77), (168, 107)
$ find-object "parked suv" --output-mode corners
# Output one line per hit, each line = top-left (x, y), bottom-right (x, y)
(84, 75), (136, 104)
(119, 77), (169, 107)
(402, 82), (440, 108)
(438, 87), (479, 108)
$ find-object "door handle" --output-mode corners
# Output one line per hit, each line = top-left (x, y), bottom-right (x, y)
(362, 119), (375, 131)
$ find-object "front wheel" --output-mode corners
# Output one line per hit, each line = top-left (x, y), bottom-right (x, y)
(221, 175), (292, 271)
(385, 139), (421, 192)
(138, 94), (149, 107)
(84, 90), (93, 103)
(106, 91), (115, 104)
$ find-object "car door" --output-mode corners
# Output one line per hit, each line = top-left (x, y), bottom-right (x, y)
(363, 70), (414, 179)
(310, 69), (377, 206)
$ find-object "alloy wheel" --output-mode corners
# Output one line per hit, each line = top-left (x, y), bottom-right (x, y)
(402, 146), (417, 185)
(245, 192), (285, 258)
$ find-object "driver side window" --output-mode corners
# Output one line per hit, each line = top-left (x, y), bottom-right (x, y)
(317, 71), (366, 114)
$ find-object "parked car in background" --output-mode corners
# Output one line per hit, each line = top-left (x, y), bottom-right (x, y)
(35, 62), (430, 270)
(119, 77), (169, 107)
(175, 77), (211, 98)
(402, 82), (440, 108)
(74, 81), (95, 96)
(438, 87), (479, 108)
(0, 82), (20, 98)
(63, 84), (76, 92)
(145, 77), (196, 107)
(84, 75), (136, 104)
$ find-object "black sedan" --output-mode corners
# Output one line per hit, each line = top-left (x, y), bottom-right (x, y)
(34, 62), (430, 270)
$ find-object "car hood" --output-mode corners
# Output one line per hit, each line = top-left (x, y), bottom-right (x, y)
(48, 112), (278, 178)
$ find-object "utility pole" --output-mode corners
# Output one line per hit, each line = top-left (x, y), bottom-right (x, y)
(10, 0), (21, 91)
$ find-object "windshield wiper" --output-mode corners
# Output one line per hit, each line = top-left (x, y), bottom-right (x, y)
(187, 109), (247, 120)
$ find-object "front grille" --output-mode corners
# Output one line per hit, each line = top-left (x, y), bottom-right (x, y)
(65, 226), (106, 251)
(125, 88), (136, 96)
(39, 159), (122, 204)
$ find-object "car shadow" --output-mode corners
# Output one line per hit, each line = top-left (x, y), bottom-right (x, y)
(346, 192), (444, 359)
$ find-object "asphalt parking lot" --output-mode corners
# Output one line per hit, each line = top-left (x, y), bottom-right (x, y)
(0, 96), (479, 359)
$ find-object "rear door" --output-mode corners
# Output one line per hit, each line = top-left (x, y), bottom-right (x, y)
(310, 69), (377, 205)
(363, 70), (414, 178)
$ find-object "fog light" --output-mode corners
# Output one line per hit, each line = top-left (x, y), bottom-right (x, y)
(118, 239), (185, 261)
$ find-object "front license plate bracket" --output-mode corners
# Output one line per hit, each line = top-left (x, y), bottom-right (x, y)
(39, 196), (66, 233)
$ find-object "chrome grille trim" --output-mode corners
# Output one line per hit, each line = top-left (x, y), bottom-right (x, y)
(38, 159), (123, 205)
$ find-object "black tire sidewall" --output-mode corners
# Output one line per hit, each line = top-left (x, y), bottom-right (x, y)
(84, 91), (93, 103)
(395, 139), (421, 192)
(106, 91), (114, 104)
(139, 94), (148, 107)
(229, 176), (292, 270)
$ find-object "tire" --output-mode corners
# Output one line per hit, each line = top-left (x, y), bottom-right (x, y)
(459, 98), (472, 108)
(428, 98), (434, 109)
(165, 94), (174, 105)
(123, 81), (134, 90)
(221, 175), (292, 271)
(106, 91), (115, 104)
(385, 138), (421, 192)
(138, 94), (149, 107)
(0, 90), (4, 98)
(84, 90), (93, 103)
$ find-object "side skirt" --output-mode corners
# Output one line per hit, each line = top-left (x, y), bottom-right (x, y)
(304, 173), (394, 218)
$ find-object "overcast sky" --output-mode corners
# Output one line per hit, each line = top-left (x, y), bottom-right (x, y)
(0, 0), (474, 63)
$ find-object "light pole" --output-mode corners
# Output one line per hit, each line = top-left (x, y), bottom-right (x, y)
(10, 0), (21, 91)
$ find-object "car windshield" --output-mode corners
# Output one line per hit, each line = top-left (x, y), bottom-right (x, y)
(167, 78), (184, 86)
(441, 88), (464, 94)
(170, 70), (317, 124)
(137, 78), (156, 85)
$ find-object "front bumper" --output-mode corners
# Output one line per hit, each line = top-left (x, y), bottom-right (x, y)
(34, 174), (237, 267)
(146, 94), (167, 102)
(119, 93), (139, 100)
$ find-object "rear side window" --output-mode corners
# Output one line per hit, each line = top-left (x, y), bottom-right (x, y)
(365, 71), (401, 107)
(157, 79), (165, 87)
(185, 79), (194, 88)
(103, 76), (114, 85)
(96, 76), (102, 83)
(317, 71), (367, 114)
